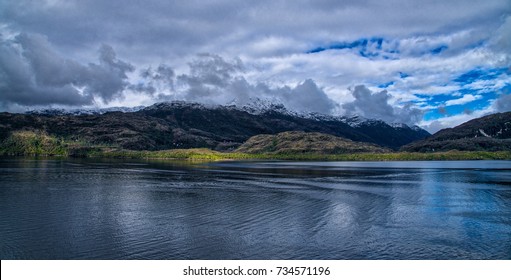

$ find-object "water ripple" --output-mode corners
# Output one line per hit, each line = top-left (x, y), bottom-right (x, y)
(1, 158), (510, 259)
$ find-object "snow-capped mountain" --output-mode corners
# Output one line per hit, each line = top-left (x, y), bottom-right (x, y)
(143, 99), (424, 131)
(26, 106), (146, 116)
(8, 100), (431, 151)
(25, 99), (425, 133)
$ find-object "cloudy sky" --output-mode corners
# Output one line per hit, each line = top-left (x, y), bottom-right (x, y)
(1, 0), (510, 132)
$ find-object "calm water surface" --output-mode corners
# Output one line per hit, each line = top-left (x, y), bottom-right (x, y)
(0, 158), (510, 259)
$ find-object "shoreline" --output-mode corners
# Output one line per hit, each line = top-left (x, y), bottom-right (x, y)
(2, 149), (511, 161)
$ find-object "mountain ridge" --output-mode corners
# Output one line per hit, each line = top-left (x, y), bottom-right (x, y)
(1, 101), (430, 151)
(401, 111), (511, 152)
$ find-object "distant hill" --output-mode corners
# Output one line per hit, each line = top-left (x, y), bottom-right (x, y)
(401, 112), (511, 152)
(0, 101), (430, 151)
(236, 131), (391, 154)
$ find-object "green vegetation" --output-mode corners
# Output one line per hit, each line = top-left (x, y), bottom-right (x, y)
(88, 148), (254, 161)
(54, 149), (511, 161)
(1, 130), (510, 161)
(272, 151), (511, 161)
(236, 131), (391, 154)
(0, 130), (110, 157)
(0, 130), (68, 156)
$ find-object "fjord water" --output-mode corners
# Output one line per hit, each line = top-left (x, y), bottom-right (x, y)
(1, 158), (510, 259)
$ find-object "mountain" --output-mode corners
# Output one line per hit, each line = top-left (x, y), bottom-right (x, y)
(25, 106), (146, 116)
(236, 131), (392, 154)
(0, 101), (430, 151)
(401, 112), (511, 152)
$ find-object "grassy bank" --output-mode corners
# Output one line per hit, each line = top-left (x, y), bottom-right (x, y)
(101, 149), (511, 161)
(1, 131), (510, 161)
(0, 130), (112, 157)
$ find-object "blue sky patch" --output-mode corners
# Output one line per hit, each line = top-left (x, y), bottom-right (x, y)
(378, 81), (394, 88)
(453, 67), (507, 85)
(420, 89), (498, 121)
(415, 94), (451, 105)
(430, 45), (448, 55)
(335, 34), (510, 129)
(502, 83), (511, 94)
(423, 109), (446, 121)
(307, 37), (388, 55)
(415, 67), (511, 122)
(399, 72), (410, 79)
(423, 97), (490, 120)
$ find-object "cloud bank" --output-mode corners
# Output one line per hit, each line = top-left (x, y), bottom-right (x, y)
(0, 37), (338, 115)
(342, 85), (423, 124)
(0, 1), (510, 132)
(158, 53), (338, 114)
(0, 33), (133, 109)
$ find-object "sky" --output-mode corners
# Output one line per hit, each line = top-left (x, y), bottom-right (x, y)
(0, 0), (510, 132)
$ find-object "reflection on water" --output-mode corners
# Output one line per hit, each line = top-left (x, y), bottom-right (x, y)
(0, 158), (510, 259)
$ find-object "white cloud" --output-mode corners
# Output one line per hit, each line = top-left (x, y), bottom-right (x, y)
(342, 85), (424, 124)
(419, 106), (494, 133)
(0, 0), (509, 129)
(445, 94), (483, 106)
(419, 91), (511, 133)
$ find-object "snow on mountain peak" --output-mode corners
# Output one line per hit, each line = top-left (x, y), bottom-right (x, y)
(390, 123), (410, 129)
(24, 99), (427, 134)
(26, 106), (145, 116)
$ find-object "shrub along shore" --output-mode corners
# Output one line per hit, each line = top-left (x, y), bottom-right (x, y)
(1, 131), (510, 161)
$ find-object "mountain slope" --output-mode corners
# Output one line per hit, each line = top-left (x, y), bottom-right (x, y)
(236, 131), (391, 154)
(0, 101), (430, 151)
(401, 112), (511, 152)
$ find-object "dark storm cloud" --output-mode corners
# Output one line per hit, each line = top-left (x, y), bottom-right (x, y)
(0, 34), (336, 113)
(283, 79), (337, 113)
(342, 85), (423, 124)
(174, 53), (247, 103)
(247, 79), (337, 114)
(0, 0), (248, 62)
(180, 54), (244, 89)
(171, 54), (337, 113)
(494, 93), (511, 112)
(131, 64), (175, 95)
(0, 0), (509, 124)
(0, 33), (133, 109)
(87, 44), (135, 102)
(0, 33), (93, 107)
(2, 0), (508, 62)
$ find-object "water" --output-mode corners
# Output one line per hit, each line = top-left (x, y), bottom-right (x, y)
(1, 158), (510, 259)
